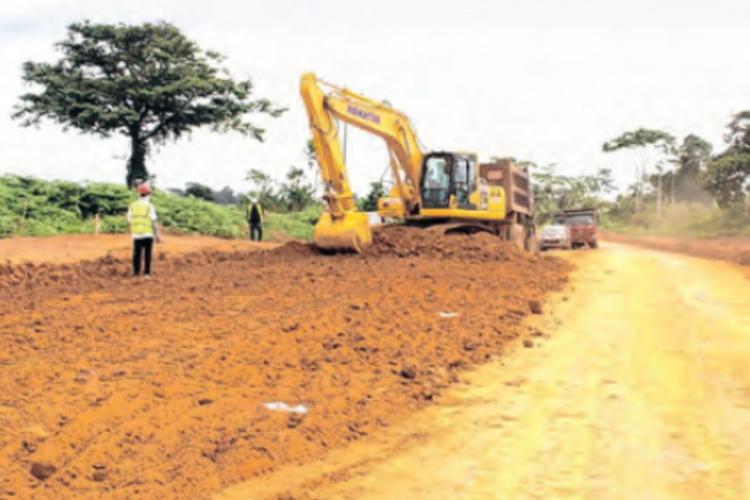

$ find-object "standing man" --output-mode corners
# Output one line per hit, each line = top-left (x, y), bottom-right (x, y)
(127, 183), (160, 278)
(247, 199), (264, 241)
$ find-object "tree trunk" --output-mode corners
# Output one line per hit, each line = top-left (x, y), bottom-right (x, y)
(670, 170), (675, 205)
(126, 130), (149, 187)
(634, 164), (641, 212)
(657, 174), (663, 216)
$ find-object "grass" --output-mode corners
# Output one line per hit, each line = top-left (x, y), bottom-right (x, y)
(601, 203), (750, 238)
(0, 174), (322, 241)
(264, 206), (323, 241)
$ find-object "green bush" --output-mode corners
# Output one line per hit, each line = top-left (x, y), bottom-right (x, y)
(0, 174), (322, 241)
(100, 215), (128, 234)
(601, 202), (750, 238)
(151, 192), (246, 238)
(264, 206), (323, 240)
(1, 176), (106, 236)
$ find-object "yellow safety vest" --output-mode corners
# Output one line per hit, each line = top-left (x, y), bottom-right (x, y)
(129, 199), (152, 235)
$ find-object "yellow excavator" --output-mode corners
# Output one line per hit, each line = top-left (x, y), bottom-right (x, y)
(300, 72), (535, 252)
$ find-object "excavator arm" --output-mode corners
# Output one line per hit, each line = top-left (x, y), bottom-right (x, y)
(300, 73), (425, 251)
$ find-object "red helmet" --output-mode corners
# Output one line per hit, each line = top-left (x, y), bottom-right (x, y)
(137, 183), (151, 196)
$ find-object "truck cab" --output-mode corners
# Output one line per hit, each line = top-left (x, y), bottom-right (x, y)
(555, 209), (598, 248)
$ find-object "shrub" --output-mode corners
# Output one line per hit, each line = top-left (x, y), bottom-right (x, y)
(0, 174), (321, 241)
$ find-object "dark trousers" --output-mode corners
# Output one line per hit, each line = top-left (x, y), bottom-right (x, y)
(133, 237), (154, 276)
(249, 223), (263, 241)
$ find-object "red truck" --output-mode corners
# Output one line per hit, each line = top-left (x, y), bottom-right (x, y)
(555, 209), (598, 248)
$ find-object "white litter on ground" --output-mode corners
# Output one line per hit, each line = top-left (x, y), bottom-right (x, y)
(438, 311), (459, 318)
(262, 401), (309, 414)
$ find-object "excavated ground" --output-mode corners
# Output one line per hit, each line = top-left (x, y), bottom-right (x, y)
(0, 227), (570, 499)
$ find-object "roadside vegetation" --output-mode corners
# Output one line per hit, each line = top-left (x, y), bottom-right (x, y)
(601, 204), (750, 238)
(527, 115), (750, 239)
(0, 175), (323, 240)
(597, 119), (750, 237)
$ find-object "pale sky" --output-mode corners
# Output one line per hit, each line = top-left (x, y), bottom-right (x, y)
(1, 0), (749, 195)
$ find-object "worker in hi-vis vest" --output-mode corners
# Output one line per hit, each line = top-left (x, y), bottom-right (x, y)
(127, 183), (160, 278)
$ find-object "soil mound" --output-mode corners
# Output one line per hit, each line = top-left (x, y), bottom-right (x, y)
(366, 225), (524, 261)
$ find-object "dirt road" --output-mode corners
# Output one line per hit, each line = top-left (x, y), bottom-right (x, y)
(221, 242), (750, 499)
(601, 230), (750, 267)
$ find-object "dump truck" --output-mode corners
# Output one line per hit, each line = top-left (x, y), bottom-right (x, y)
(300, 73), (536, 252)
(478, 159), (536, 250)
(555, 208), (598, 248)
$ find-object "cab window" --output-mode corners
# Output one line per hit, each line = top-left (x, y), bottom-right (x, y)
(422, 156), (451, 208)
(453, 158), (470, 206)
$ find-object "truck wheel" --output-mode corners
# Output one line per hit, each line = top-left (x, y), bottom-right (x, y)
(589, 239), (598, 249)
(510, 223), (525, 251)
(525, 234), (540, 254)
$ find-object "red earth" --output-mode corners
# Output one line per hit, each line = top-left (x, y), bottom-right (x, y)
(0, 227), (570, 498)
(601, 231), (750, 266)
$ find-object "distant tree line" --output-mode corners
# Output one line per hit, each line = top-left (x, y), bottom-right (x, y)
(529, 165), (615, 224)
(602, 112), (750, 216)
(168, 184), (244, 206)
(244, 166), (318, 212)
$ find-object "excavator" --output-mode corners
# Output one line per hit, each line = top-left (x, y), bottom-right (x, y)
(300, 72), (535, 253)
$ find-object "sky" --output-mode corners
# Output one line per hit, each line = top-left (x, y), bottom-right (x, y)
(1, 0), (749, 196)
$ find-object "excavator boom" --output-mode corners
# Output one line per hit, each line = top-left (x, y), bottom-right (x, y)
(300, 73), (424, 251)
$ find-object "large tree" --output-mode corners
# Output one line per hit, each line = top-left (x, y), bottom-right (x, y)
(245, 168), (278, 209)
(671, 134), (713, 203)
(603, 128), (676, 214)
(704, 112), (750, 209)
(725, 111), (750, 150)
(13, 21), (284, 186)
(279, 166), (316, 211)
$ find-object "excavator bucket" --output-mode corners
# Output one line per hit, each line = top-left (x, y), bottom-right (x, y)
(314, 211), (372, 253)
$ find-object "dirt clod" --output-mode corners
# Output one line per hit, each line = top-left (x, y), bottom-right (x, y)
(287, 414), (305, 429)
(523, 339), (535, 348)
(400, 367), (418, 380)
(73, 369), (91, 384)
(528, 300), (543, 314)
(91, 470), (108, 482)
(462, 340), (477, 351)
(30, 462), (56, 481)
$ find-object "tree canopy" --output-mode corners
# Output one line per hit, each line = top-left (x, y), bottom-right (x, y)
(13, 21), (284, 186)
(602, 128), (676, 155)
(704, 112), (750, 209)
(725, 111), (750, 151)
(531, 164), (614, 223)
(357, 180), (386, 211)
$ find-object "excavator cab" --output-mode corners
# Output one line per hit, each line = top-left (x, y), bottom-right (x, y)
(420, 152), (477, 210)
